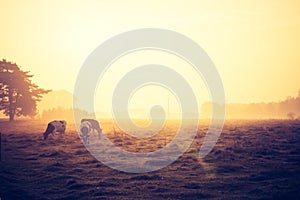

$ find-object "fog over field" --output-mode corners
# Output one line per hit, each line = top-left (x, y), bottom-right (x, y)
(31, 89), (300, 121)
(1, 0), (300, 199)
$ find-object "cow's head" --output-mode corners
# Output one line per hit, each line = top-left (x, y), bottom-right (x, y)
(43, 132), (49, 140)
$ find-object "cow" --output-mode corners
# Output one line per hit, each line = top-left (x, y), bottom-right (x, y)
(81, 119), (102, 139)
(79, 121), (92, 145)
(43, 120), (66, 140)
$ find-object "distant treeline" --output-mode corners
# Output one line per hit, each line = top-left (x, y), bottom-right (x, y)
(201, 91), (300, 119)
(38, 91), (300, 120)
(40, 107), (93, 122)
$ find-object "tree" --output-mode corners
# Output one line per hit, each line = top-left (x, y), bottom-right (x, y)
(0, 59), (50, 121)
(287, 112), (296, 120)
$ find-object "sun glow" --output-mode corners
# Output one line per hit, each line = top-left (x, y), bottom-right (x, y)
(1, 0), (299, 109)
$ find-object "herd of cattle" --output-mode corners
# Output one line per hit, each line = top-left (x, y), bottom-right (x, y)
(43, 119), (102, 145)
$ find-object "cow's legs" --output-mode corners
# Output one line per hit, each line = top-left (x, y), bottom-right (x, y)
(43, 124), (55, 140)
(58, 131), (64, 139)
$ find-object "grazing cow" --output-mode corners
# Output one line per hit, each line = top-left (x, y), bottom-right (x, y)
(43, 120), (66, 140)
(80, 121), (92, 145)
(81, 119), (102, 139)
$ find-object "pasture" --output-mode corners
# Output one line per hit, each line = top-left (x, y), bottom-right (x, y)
(0, 119), (300, 199)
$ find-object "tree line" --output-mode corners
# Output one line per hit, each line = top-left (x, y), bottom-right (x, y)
(201, 91), (300, 119)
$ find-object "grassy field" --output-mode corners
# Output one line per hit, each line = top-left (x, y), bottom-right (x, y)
(1, 119), (300, 199)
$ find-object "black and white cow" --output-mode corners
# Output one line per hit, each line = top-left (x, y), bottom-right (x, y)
(81, 119), (102, 139)
(80, 121), (92, 145)
(43, 120), (67, 140)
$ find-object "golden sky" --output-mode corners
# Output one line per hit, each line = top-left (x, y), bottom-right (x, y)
(1, 0), (300, 110)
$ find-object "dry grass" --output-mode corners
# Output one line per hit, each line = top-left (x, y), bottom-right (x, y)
(0, 119), (300, 199)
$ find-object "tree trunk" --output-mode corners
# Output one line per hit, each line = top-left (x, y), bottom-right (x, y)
(8, 87), (15, 122)
(9, 112), (14, 122)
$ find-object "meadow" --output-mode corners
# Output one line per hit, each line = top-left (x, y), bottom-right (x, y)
(0, 119), (300, 199)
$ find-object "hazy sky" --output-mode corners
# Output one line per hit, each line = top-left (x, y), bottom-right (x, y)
(1, 0), (300, 108)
